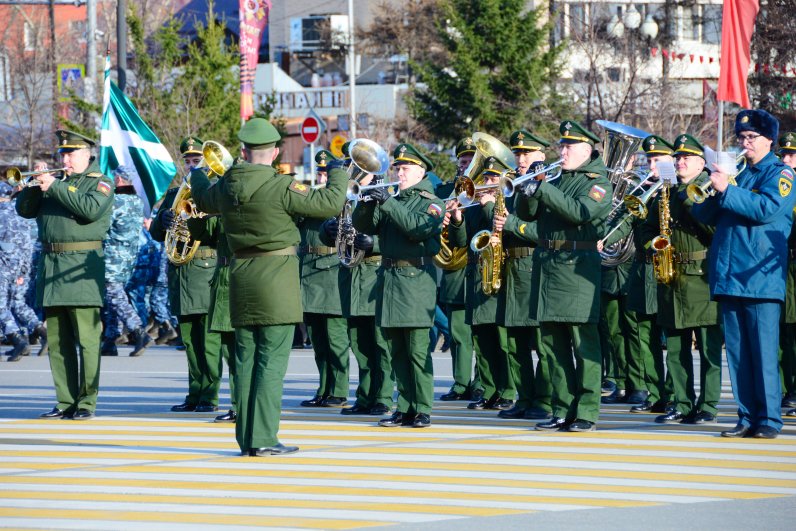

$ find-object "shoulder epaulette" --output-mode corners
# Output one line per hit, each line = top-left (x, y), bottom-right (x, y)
(418, 190), (438, 200)
(87, 172), (104, 178)
(586, 172), (602, 179)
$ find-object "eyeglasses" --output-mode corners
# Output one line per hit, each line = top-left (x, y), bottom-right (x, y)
(737, 133), (762, 143)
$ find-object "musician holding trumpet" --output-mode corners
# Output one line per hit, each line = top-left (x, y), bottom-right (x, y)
(352, 143), (444, 428)
(15, 130), (115, 420)
(692, 110), (796, 439)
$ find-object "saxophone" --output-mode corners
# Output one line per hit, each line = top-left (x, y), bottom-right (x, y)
(433, 173), (469, 270)
(650, 180), (675, 284)
(470, 187), (506, 295)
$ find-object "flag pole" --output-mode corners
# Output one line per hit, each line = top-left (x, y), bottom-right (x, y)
(717, 100), (724, 152)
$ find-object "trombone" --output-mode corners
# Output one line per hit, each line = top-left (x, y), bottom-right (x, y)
(6, 166), (67, 188)
(599, 179), (666, 247)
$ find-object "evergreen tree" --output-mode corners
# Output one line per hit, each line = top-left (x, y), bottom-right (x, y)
(408, 0), (569, 145)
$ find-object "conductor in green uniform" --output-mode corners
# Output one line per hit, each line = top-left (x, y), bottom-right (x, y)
(515, 121), (612, 432)
(190, 118), (346, 456)
(150, 137), (222, 413)
(352, 143), (444, 428)
(16, 130), (114, 420)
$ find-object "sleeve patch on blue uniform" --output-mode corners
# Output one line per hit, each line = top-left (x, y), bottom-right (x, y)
(588, 185), (606, 201)
(289, 181), (310, 196)
(779, 178), (792, 197)
(782, 169), (794, 181)
(427, 203), (443, 217)
(96, 181), (111, 196)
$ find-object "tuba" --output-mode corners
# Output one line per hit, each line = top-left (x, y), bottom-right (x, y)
(336, 138), (390, 268)
(165, 141), (233, 265)
(595, 120), (652, 267)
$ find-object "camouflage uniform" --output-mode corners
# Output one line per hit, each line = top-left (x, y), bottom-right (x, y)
(101, 184), (144, 334)
(126, 227), (165, 324)
(0, 186), (34, 355)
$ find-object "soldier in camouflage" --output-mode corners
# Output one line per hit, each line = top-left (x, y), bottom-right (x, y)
(0, 182), (37, 361)
(100, 166), (153, 357)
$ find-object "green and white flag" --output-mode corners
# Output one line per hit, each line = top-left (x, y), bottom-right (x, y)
(99, 55), (176, 216)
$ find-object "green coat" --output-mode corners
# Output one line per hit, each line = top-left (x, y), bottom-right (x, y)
(500, 194), (538, 327)
(149, 187), (219, 316)
(436, 181), (467, 306)
(449, 201), (498, 325)
(603, 196), (660, 314)
(638, 172), (719, 329)
(515, 152), (612, 323)
(15, 159), (114, 307)
(190, 163), (346, 327)
(208, 226), (233, 332)
(785, 221), (796, 323)
(352, 177), (443, 328)
(299, 217), (343, 315)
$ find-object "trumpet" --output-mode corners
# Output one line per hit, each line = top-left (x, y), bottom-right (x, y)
(6, 166), (67, 187)
(508, 159), (564, 190)
(685, 150), (747, 204)
(346, 180), (398, 202)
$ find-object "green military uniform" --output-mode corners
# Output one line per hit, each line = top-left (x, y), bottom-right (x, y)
(638, 134), (722, 422)
(778, 133), (796, 408)
(191, 118), (346, 454)
(16, 130), (114, 418)
(150, 136), (222, 412)
(448, 160), (514, 410)
(352, 143), (443, 426)
(604, 135), (675, 411)
(437, 137), (480, 400)
(514, 121), (613, 430)
(208, 225), (237, 421)
(299, 149), (351, 406)
(501, 129), (553, 419)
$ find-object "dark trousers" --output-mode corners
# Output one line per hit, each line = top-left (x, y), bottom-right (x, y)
(722, 297), (783, 431)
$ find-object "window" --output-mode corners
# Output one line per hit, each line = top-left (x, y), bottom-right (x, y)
(24, 22), (36, 52)
(569, 3), (586, 39)
(701, 5), (722, 44)
(0, 54), (9, 101)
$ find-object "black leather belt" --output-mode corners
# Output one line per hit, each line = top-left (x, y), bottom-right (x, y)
(538, 239), (598, 251)
(506, 246), (535, 259)
(42, 241), (101, 253)
(234, 246), (297, 259)
(382, 256), (433, 268)
(673, 250), (708, 263)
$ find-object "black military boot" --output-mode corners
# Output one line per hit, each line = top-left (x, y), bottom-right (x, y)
(30, 324), (48, 356)
(7, 333), (32, 362)
(101, 339), (119, 357)
(156, 322), (179, 345)
(130, 327), (154, 357)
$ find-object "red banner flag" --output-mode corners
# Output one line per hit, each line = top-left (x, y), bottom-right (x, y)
(239, 0), (271, 121)
(717, 0), (759, 108)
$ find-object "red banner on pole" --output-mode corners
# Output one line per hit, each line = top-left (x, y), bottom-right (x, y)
(717, 0), (759, 108)
(239, 0), (271, 121)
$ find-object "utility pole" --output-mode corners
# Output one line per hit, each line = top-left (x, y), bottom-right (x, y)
(85, 0), (97, 110)
(117, 0), (127, 91)
(48, 0), (57, 132)
(347, 0), (356, 138)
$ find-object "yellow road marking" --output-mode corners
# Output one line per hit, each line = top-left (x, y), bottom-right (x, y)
(0, 491), (526, 518)
(0, 508), (385, 529)
(1, 477), (655, 508)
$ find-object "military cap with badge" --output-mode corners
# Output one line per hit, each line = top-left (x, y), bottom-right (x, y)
(642, 135), (675, 156)
(314, 149), (337, 170)
(179, 136), (204, 157)
(673, 134), (706, 158)
(510, 129), (550, 152)
(455, 137), (476, 159)
(56, 129), (95, 152)
(735, 108), (779, 142)
(779, 132), (796, 155)
(559, 120), (600, 146)
(392, 143), (434, 171)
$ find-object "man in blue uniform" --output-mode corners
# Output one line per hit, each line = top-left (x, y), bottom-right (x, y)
(693, 110), (796, 439)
